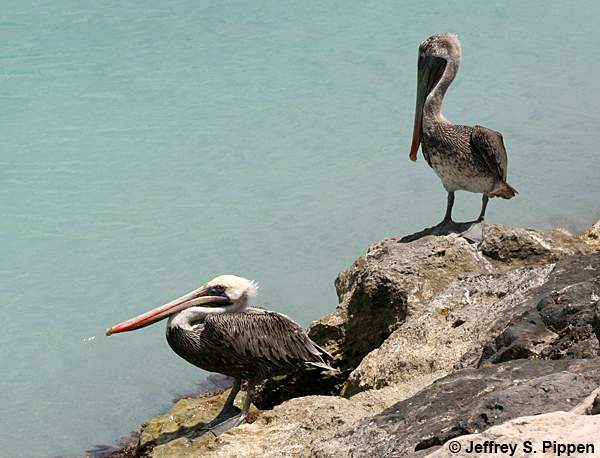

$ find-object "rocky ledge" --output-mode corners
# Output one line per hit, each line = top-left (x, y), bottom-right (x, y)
(107, 220), (600, 458)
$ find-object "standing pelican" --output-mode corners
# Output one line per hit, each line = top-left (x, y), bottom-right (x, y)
(409, 33), (517, 235)
(106, 275), (333, 433)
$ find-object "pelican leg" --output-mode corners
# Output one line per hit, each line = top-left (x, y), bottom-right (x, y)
(436, 191), (484, 242)
(239, 383), (254, 420)
(215, 378), (242, 420)
(477, 195), (489, 222)
(431, 192), (455, 232)
(443, 191), (455, 224)
(457, 194), (487, 242)
(203, 381), (254, 436)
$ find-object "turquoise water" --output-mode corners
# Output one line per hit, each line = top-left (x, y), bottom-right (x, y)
(2, 1), (600, 456)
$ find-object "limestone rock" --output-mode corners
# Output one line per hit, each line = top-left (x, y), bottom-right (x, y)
(424, 410), (600, 457)
(479, 254), (600, 365)
(267, 222), (600, 407)
(191, 395), (386, 458)
(344, 253), (600, 397)
(256, 235), (493, 407)
(582, 219), (600, 247)
(314, 358), (600, 457)
(135, 388), (256, 458)
(480, 224), (597, 269)
(342, 264), (553, 396)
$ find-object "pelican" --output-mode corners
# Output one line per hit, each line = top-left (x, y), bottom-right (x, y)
(409, 33), (517, 237)
(106, 275), (333, 433)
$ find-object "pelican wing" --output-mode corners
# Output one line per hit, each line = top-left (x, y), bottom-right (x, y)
(470, 125), (508, 181)
(202, 310), (333, 378)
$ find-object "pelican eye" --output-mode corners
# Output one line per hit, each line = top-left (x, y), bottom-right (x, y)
(206, 285), (227, 297)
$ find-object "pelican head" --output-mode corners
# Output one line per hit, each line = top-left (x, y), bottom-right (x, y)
(105, 274), (258, 336)
(409, 33), (461, 161)
(418, 33), (461, 63)
(206, 275), (259, 302)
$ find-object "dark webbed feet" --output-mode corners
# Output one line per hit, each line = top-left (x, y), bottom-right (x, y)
(197, 379), (255, 437)
(433, 220), (484, 242)
(203, 411), (247, 436)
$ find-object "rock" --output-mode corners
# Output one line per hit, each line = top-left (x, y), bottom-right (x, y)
(264, 222), (599, 407)
(342, 264), (553, 396)
(480, 224), (597, 269)
(478, 254), (600, 365)
(344, 253), (600, 397)
(316, 235), (491, 369)
(258, 234), (493, 407)
(314, 358), (600, 457)
(135, 388), (257, 458)
(582, 219), (600, 247)
(255, 235), (494, 407)
(423, 410), (600, 457)
(189, 395), (387, 458)
(570, 387), (600, 415)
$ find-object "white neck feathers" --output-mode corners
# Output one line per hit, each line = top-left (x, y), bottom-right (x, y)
(168, 301), (248, 331)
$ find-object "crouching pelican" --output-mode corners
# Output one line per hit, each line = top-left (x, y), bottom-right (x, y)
(106, 275), (333, 434)
(408, 33), (517, 240)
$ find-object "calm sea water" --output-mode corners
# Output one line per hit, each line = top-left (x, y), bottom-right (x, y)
(2, 1), (599, 456)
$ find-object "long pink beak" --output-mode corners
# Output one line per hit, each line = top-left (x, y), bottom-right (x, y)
(105, 285), (228, 336)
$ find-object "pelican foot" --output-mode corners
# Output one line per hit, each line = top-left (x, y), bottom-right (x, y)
(209, 413), (247, 435)
(400, 220), (485, 243)
(202, 412), (247, 436)
(458, 221), (484, 243)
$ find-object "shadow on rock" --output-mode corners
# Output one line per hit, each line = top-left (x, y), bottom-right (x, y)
(400, 220), (484, 243)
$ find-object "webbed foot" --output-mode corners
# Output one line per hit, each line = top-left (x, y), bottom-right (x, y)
(401, 220), (485, 243)
(203, 412), (247, 436)
(458, 221), (484, 243)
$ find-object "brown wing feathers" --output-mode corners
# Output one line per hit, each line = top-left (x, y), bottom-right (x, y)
(202, 311), (333, 379)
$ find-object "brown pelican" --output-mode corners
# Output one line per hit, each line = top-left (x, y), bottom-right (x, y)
(106, 275), (333, 433)
(409, 33), (517, 237)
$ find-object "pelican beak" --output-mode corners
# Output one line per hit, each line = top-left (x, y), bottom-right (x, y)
(409, 55), (447, 161)
(105, 285), (229, 336)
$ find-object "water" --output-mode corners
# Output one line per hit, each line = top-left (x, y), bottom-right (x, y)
(1, 1), (599, 456)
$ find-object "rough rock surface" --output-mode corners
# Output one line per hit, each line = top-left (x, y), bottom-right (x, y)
(342, 264), (553, 396)
(258, 234), (494, 407)
(260, 222), (600, 407)
(478, 254), (600, 366)
(344, 253), (600, 397)
(129, 389), (257, 458)
(106, 221), (600, 458)
(424, 410), (600, 457)
(422, 388), (600, 457)
(480, 224), (599, 269)
(194, 395), (387, 458)
(314, 359), (600, 457)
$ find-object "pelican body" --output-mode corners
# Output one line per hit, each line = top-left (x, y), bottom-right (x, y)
(106, 275), (332, 432)
(409, 34), (517, 229)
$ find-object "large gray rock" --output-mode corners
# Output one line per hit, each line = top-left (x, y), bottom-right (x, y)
(341, 264), (553, 396)
(424, 388), (600, 457)
(271, 223), (600, 406)
(479, 224), (599, 269)
(160, 359), (600, 458)
(424, 411), (600, 458)
(314, 359), (600, 458)
(344, 253), (600, 397)
(257, 234), (492, 407)
(478, 253), (600, 365)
